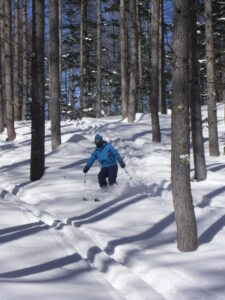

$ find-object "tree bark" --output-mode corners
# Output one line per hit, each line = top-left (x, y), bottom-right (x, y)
(96, 0), (102, 118)
(120, 0), (128, 119)
(205, 0), (220, 156)
(145, 0), (150, 113)
(14, 0), (20, 121)
(159, 0), (167, 114)
(30, 0), (45, 181)
(59, 0), (62, 107)
(49, 0), (61, 149)
(128, 0), (137, 123)
(22, 0), (28, 120)
(136, 1), (143, 113)
(190, 0), (207, 181)
(151, 0), (161, 142)
(172, 0), (198, 252)
(0, 0), (5, 133)
(5, 0), (16, 141)
(80, 0), (86, 117)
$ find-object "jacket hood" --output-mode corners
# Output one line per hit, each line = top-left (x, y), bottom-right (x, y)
(95, 133), (103, 142)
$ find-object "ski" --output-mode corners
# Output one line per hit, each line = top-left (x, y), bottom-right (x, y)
(82, 197), (101, 202)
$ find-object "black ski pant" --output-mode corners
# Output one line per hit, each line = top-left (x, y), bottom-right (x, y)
(98, 164), (118, 188)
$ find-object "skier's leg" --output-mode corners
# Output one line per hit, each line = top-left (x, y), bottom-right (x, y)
(98, 168), (108, 188)
(108, 165), (118, 186)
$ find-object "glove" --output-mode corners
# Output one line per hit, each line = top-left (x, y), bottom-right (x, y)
(119, 161), (126, 168)
(83, 166), (89, 173)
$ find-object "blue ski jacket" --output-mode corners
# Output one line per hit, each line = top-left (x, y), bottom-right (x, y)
(85, 142), (124, 169)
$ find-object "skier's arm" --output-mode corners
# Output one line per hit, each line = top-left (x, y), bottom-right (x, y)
(86, 150), (97, 169)
(109, 144), (125, 165)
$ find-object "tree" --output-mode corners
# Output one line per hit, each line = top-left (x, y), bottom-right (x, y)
(128, 0), (137, 123)
(151, 0), (161, 142)
(80, 0), (87, 117)
(5, 0), (16, 141)
(136, 1), (143, 113)
(0, 0), (5, 133)
(120, 0), (128, 119)
(59, 0), (62, 110)
(159, 0), (167, 114)
(49, 0), (61, 149)
(30, 0), (45, 181)
(190, 0), (207, 181)
(171, 0), (198, 252)
(13, 0), (20, 121)
(22, 0), (28, 120)
(205, 0), (220, 156)
(96, 0), (102, 118)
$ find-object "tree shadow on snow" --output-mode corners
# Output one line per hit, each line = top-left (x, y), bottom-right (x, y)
(0, 221), (50, 244)
(197, 186), (225, 208)
(207, 163), (225, 172)
(198, 214), (225, 245)
(104, 212), (175, 255)
(0, 253), (87, 281)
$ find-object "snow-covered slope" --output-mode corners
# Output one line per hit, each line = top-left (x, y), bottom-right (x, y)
(0, 104), (225, 299)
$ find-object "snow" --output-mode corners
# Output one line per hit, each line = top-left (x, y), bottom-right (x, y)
(0, 104), (225, 299)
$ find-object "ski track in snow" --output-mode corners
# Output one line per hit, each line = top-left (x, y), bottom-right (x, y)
(0, 185), (163, 300)
(1, 109), (225, 299)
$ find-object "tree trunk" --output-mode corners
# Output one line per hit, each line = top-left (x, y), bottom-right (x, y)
(69, 67), (75, 111)
(120, 0), (128, 119)
(49, 0), (61, 150)
(190, 0), (207, 181)
(80, 0), (86, 117)
(22, 0), (28, 120)
(0, 0), (5, 133)
(96, 0), (102, 118)
(205, 0), (220, 156)
(128, 0), (137, 123)
(159, 0), (167, 114)
(59, 0), (62, 113)
(5, 0), (16, 141)
(30, 0), (45, 181)
(145, 0), (150, 113)
(172, 0), (198, 252)
(136, 1), (143, 113)
(151, 0), (161, 142)
(14, 0), (20, 121)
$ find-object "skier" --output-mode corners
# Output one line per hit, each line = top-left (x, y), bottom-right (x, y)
(83, 133), (126, 190)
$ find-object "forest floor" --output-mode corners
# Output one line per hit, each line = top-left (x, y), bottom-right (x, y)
(0, 104), (225, 299)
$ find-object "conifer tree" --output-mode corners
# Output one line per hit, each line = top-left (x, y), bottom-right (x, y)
(172, 0), (198, 252)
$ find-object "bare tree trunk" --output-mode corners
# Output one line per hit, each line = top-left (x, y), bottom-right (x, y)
(22, 0), (28, 120)
(159, 0), (167, 114)
(190, 0), (207, 181)
(136, 1), (143, 113)
(5, 0), (16, 141)
(151, 0), (161, 142)
(145, 0), (150, 113)
(205, 0), (220, 156)
(30, 0), (45, 181)
(80, 0), (84, 117)
(14, 0), (20, 121)
(49, 0), (61, 150)
(120, 0), (128, 119)
(172, 0), (198, 252)
(96, 0), (102, 118)
(128, 0), (137, 123)
(59, 0), (62, 114)
(69, 67), (75, 110)
(0, 0), (5, 133)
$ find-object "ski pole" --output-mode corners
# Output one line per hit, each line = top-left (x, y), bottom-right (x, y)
(82, 173), (88, 201)
(84, 173), (87, 188)
(124, 167), (132, 180)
